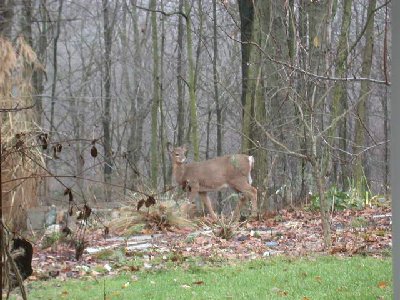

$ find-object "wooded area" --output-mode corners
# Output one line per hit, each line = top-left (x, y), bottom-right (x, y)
(0, 1), (393, 297)
(0, 0), (391, 242)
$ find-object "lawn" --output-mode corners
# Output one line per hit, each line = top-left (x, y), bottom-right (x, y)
(20, 255), (391, 300)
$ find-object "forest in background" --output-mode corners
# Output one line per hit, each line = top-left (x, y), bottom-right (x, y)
(0, 0), (391, 227)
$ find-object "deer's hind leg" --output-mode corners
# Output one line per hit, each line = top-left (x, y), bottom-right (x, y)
(199, 192), (218, 220)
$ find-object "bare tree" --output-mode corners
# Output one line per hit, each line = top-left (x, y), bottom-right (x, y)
(102, 0), (117, 201)
(150, 0), (161, 188)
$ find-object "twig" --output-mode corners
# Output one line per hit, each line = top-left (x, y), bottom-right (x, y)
(129, 3), (187, 20)
(0, 103), (36, 113)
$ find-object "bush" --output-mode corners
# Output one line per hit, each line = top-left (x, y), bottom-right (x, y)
(308, 184), (366, 212)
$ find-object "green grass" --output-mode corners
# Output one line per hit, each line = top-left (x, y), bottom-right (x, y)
(22, 256), (392, 300)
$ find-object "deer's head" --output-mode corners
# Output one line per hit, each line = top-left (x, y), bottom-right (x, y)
(167, 143), (187, 164)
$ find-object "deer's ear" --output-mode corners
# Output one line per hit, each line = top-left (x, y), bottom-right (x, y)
(182, 144), (188, 152)
(166, 142), (173, 153)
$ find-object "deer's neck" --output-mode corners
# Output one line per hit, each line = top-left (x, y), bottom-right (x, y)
(173, 162), (186, 185)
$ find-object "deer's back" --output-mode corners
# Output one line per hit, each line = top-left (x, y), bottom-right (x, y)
(182, 154), (252, 189)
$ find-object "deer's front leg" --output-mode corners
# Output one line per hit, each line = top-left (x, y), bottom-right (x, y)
(249, 186), (258, 220)
(232, 194), (247, 222)
(199, 192), (218, 220)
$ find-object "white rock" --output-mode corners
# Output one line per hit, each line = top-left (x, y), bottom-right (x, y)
(104, 264), (112, 272)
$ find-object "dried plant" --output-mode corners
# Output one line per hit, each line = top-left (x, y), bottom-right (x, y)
(212, 216), (242, 240)
(1, 36), (44, 231)
(108, 201), (194, 236)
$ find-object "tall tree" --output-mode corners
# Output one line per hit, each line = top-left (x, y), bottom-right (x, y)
(150, 0), (161, 187)
(159, 0), (168, 189)
(176, 0), (185, 146)
(21, 0), (33, 45)
(49, 0), (64, 134)
(331, 0), (353, 189)
(213, 0), (222, 156)
(185, 0), (199, 161)
(126, 0), (146, 189)
(32, 0), (48, 126)
(238, 0), (254, 154)
(21, 0), (45, 126)
(238, 0), (254, 113)
(238, 0), (270, 218)
(353, 0), (377, 195)
(102, 0), (114, 201)
(382, 3), (389, 198)
(213, 0), (223, 213)
(0, 0), (13, 38)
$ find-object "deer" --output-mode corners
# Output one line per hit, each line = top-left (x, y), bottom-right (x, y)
(168, 144), (258, 221)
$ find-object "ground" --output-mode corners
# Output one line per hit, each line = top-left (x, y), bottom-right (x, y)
(26, 205), (391, 283)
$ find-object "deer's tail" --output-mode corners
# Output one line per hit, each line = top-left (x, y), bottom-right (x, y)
(248, 156), (255, 184)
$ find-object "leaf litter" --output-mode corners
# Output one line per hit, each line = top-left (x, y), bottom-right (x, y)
(26, 206), (391, 285)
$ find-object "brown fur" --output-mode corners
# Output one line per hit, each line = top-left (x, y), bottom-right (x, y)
(168, 145), (258, 221)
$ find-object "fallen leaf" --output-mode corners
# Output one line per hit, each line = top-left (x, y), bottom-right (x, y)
(277, 290), (288, 296)
(378, 281), (388, 289)
(181, 284), (191, 289)
(313, 35), (320, 48)
(192, 281), (204, 285)
(28, 275), (38, 281)
(129, 265), (140, 272)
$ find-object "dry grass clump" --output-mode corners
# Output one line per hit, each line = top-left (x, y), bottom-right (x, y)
(1, 36), (44, 231)
(212, 216), (242, 240)
(108, 201), (195, 236)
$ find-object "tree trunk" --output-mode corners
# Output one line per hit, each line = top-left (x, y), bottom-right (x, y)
(21, 0), (33, 45)
(305, 0), (333, 183)
(353, 0), (376, 195)
(331, 0), (352, 190)
(185, 0), (199, 161)
(127, 0), (145, 189)
(383, 4), (389, 199)
(238, 0), (255, 154)
(150, 0), (160, 188)
(49, 0), (63, 134)
(0, 0), (13, 38)
(310, 153), (332, 250)
(102, 0), (113, 201)
(213, 0), (222, 157)
(176, 0), (185, 146)
(238, 1), (272, 217)
(159, 1), (168, 189)
(238, 0), (254, 111)
(32, 0), (47, 127)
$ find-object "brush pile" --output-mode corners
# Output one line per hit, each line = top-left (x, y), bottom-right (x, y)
(1, 37), (44, 231)
(108, 200), (195, 236)
(1, 36), (43, 299)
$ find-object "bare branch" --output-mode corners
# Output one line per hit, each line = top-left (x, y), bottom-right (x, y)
(130, 3), (187, 20)
(0, 102), (36, 112)
(222, 35), (390, 86)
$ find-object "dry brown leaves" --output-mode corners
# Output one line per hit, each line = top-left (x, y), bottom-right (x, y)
(28, 206), (391, 283)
